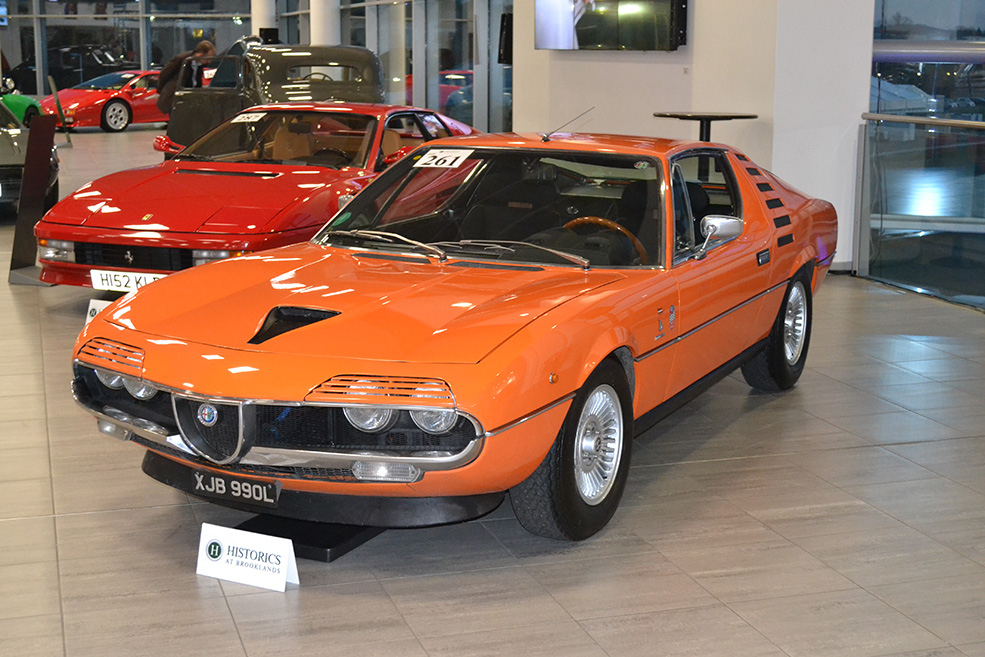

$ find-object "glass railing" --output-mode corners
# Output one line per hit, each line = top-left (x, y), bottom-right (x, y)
(857, 112), (985, 309)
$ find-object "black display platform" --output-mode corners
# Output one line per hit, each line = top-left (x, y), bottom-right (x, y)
(235, 515), (385, 563)
(8, 113), (56, 286)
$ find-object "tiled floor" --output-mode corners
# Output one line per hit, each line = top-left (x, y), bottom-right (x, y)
(3, 128), (985, 656)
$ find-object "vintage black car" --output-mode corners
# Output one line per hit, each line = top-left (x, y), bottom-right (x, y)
(9, 45), (136, 95)
(166, 44), (385, 147)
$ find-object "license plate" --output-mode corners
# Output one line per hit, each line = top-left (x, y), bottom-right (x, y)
(192, 470), (281, 510)
(90, 269), (166, 292)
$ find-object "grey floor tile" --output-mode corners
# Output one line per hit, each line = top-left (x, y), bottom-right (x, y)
(660, 538), (856, 603)
(623, 496), (781, 551)
(380, 566), (570, 639)
(64, 594), (247, 657)
(0, 614), (65, 657)
(828, 411), (965, 445)
(785, 445), (939, 487)
(525, 551), (716, 620)
(420, 621), (608, 657)
(0, 516), (57, 566)
(870, 573), (985, 645)
(0, 561), (62, 620)
(481, 515), (656, 564)
(846, 478), (985, 529)
(227, 581), (417, 656)
(730, 588), (947, 657)
(793, 526), (985, 587)
(580, 604), (788, 656)
(0, 478), (54, 518)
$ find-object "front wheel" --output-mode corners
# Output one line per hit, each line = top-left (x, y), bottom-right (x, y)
(510, 358), (633, 540)
(741, 273), (813, 391)
(100, 100), (131, 132)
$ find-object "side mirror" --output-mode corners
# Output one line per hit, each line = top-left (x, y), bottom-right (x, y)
(382, 145), (415, 167)
(153, 134), (183, 154)
(695, 215), (743, 259)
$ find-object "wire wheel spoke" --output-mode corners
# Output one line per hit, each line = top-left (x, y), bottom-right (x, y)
(573, 384), (624, 505)
(783, 282), (807, 365)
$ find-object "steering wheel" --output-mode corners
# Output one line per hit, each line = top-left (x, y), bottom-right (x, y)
(564, 216), (649, 265)
(311, 147), (351, 165)
(302, 72), (333, 81)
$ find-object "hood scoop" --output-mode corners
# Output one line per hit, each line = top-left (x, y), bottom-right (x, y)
(175, 168), (280, 179)
(248, 306), (340, 345)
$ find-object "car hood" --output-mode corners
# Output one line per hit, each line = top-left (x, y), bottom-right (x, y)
(42, 88), (105, 110)
(109, 243), (623, 364)
(49, 163), (353, 232)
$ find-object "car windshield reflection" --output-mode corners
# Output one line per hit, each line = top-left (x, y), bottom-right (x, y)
(177, 110), (378, 170)
(316, 147), (663, 268)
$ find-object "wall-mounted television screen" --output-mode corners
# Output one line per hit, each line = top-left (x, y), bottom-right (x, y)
(535, 0), (687, 51)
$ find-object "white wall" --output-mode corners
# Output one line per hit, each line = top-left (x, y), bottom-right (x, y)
(772, 0), (875, 270)
(514, 0), (876, 269)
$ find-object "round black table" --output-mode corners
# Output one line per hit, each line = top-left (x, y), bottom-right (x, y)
(653, 112), (758, 142)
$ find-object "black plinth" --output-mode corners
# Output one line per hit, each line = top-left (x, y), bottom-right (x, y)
(653, 111), (758, 142)
(236, 515), (385, 563)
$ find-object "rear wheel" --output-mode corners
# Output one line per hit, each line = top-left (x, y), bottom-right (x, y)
(22, 106), (39, 127)
(100, 100), (131, 132)
(510, 359), (633, 540)
(741, 272), (812, 391)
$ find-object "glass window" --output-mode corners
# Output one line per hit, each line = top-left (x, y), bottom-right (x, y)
(71, 71), (138, 90)
(180, 110), (379, 170)
(671, 151), (740, 261)
(322, 147), (663, 267)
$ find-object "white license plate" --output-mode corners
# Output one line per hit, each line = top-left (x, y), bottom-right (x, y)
(90, 269), (166, 292)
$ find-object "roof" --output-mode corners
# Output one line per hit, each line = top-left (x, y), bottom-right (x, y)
(419, 131), (708, 158)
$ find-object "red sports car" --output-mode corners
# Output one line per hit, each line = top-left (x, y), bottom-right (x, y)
(40, 70), (167, 132)
(35, 102), (475, 291)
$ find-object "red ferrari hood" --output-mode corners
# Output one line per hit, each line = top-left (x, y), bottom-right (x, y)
(49, 163), (352, 233)
(108, 243), (623, 364)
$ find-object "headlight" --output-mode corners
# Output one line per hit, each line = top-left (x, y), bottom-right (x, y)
(410, 409), (458, 434)
(122, 376), (158, 400)
(192, 249), (250, 266)
(343, 406), (397, 433)
(95, 369), (124, 389)
(37, 239), (74, 262)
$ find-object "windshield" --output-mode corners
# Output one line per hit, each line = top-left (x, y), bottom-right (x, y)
(315, 146), (664, 268)
(177, 110), (378, 169)
(73, 72), (138, 90)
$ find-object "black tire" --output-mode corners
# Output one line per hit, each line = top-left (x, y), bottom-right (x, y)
(100, 100), (131, 132)
(22, 106), (39, 127)
(741, 272), (813, 392)
(510, 358), (633, 540)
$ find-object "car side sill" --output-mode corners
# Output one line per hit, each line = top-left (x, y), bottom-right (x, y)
(633, 338), (768, 438)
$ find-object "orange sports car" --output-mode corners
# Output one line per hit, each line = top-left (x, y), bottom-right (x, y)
(71, 133), (837, 540)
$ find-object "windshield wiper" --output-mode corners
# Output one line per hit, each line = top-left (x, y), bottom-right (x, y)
(174, 153), (213, 162)
(431, 239), (590, 270)
(321, 230), (447, 262)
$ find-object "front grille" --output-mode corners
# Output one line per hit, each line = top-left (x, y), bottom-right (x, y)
(255, 405), (475, 453)
(75, 243), (194, 272)
(173, 398), (244, 462)
(0, 166), (22, 183)
(78, 338), (144, 374)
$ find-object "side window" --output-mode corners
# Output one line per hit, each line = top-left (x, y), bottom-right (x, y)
(671, 151), (741, 263)
(379, 114), (427, 165)
(420, 113), (451, 139)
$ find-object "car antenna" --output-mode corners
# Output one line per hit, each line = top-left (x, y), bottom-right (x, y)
(541, 107), (595, 142)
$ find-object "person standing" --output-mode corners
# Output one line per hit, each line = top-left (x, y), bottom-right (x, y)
(156, 40), (216, 114)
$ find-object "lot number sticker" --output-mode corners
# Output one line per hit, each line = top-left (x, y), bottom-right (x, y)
(413, 149), (473, 168)
(231, 112), (267, 123)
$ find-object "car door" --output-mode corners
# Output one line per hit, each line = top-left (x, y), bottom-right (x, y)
(126, 74), (160, 123)
(665, 148), (773, 397)
(375, 113), (434, 170)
